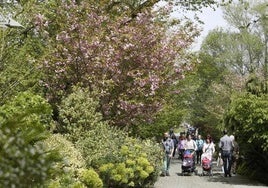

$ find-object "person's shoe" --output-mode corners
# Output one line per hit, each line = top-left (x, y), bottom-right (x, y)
(166, 172), (170, 176)
(160, 172), (166, 177)
(229, 174), (232, 177)
(224, 174), (227, 177)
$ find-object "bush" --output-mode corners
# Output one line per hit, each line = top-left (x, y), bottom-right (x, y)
(58, 86), (102, 140)
(79, 169), (103, 188)
(76, 123), (127, 168)
(99, 137), (162, 188)
(76, 124), (162, 187)
(43, 134), (86, 170)
(224, 92), (268, 184)
(0, 92), (58, 187)
(58, 85), (162, 187)
(43, 134), (89, 187)
(43, 134), (105, 188)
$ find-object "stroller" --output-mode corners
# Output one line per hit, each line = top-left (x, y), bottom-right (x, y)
(201, 153), (213, 176)
(181, 149), (198, 176)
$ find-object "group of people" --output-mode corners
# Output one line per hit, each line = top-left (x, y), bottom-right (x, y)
(161, 128), (239, 177)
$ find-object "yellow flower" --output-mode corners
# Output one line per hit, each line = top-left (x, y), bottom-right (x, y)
(145, 166), (154, 174)
(139, 170), (149, 179)
(126, 159), (135, 166)
(120, 145), (129, 155)
(112, 174), (122, 182)
(128, 181), (135, 187)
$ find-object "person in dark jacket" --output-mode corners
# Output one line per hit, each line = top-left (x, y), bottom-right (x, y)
(170, 131), (178, 157)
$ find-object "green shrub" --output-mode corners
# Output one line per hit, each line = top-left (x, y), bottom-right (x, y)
(58, 86), (102, 140)
(79, 169), (103, 188)
(76, 123), (127, 167)
(224, 92), (268, 184)
(99, 137), (162, 188)
(43, 134), (88, 187)
(76, 124), (162, 187)
(0, 92), (58, 187)
(58, 85), (162, 187)
(70, 182), (87, 188)
(47, 179), (86, 188)
(43, 134), (86, 170)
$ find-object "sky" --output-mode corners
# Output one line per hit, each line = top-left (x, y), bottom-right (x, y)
(190, 7), (228, 51)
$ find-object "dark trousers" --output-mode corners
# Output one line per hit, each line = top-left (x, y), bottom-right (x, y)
(196, 150), (202, 164)
(179, 149), (185, 161)
(172, 145), (177, 157)
(221, 150), (232, 175)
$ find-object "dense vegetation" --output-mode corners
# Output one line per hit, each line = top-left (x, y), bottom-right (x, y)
(0, 0), (267, 187)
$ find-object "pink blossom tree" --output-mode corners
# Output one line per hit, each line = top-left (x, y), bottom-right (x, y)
(35, 1), (199, 127)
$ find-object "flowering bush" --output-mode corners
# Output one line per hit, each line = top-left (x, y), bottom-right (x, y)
(99, 138), (161, 187)
(79, 169), (103, 188)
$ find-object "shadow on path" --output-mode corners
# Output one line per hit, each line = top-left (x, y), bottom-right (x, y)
(206, 174), (266, 186)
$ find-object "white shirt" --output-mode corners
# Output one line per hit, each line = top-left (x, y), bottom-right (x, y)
(184, 139), (197, 150)
(202, 142), (215, 156)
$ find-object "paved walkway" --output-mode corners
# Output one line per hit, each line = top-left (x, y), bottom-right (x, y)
(154, 156), (268, 188)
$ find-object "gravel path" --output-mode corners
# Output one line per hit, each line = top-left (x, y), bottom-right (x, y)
(154, 156), (268, 188)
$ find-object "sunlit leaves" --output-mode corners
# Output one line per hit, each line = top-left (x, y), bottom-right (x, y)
(0, 92), (57, 187)
(225, 92), (268, 151)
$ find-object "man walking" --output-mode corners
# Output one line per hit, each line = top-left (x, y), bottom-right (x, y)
(161, 132), (174, 176)
(219, 129), (234, 177)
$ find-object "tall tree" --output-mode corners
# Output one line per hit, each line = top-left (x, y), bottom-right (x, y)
(32, 1), (200, 128)
(0, 0), (233, 130)
(222, 1), (267, 79)
(187, 1), (268, 138)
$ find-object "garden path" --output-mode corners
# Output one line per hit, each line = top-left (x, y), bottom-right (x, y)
(154, 156), (267, 188)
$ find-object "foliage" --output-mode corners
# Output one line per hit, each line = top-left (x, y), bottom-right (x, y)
(58, 85), (162, 186)
(132, 104), (187, 140)
(0, 3), (49, 105)
(75, 123), (162, 187)
(222, 1), (267, 77)
(224, 92), (268, 183)
(246, 74), (268, 95)
(224, 92), (268, 151)
(42, 134), (86, 172)
(58, 85), (125, 166)
(0, 92), (58, 187)
(79, 169), (103, 188)
(195, 0), (268, 142)
(32, 0), (199, 128)
(99, 137), (161, 188)
(43, 134), (90, 188)
(75, 123), (128, 168)
(0, 91), (53, 135)
(0, 131), (59, 187)
(58, 85), (102, 135)
(166, 51), (230, 139)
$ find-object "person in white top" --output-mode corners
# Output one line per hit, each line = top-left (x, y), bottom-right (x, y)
(184, 134), (197, 164)
(201, 136), (215, 161)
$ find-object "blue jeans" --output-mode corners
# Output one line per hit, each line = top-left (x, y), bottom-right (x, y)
(221, 150), (232, 175)
(163, 154), (171, 173)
